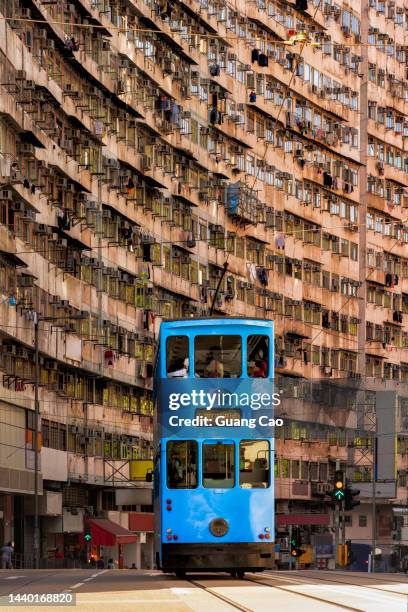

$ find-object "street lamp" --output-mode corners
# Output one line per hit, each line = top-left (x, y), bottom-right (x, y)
(33, 312), (87, 569)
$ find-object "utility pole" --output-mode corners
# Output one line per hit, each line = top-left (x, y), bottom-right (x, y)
(33, 317), (40, 569)
(370, 434), (377, 573)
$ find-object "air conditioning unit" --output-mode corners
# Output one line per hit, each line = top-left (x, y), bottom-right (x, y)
(15, 70), (26, 80)
(0, 189), (13, 200)
(15, 347), (29, 359)
(17, 275), (34, 287)
(20, 143), (35, 156)
(45, 360), (58, 371)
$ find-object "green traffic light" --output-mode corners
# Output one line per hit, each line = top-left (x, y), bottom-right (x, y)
(334, 489), (345, 500)
(84, 534), (92, 542)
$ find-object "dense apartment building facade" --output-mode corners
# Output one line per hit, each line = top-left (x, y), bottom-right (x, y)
(0, 0), (407, 566)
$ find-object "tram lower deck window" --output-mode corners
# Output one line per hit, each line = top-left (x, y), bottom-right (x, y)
(166, 440), (198, 489)
(203, 441), (235, 488)
(194, 335), (242, 378)
(239, 440), (270, 488)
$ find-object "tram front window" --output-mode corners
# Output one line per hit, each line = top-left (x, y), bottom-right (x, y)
(247, 335), (269, 378)
(239, 440), (270, 488)
(194, 335), (242, 378)
(166, 440), (198, 489)
(203, 441), (235, 488)
(166, 336), (189, 378)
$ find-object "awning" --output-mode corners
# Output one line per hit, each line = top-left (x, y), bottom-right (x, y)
(128, 512), (154, 533)
(276, 513), (330, 526)
(0, 250), (27, 268)
(87, 519), (137, 545)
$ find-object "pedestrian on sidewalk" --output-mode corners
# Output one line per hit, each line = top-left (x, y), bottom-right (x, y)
(0, 542), (14, 569)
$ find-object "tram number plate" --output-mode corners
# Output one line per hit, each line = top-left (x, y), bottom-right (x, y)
(195, 408), (241, 424)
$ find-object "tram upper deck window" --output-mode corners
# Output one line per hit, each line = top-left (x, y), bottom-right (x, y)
(247, 335), (269, 378)
(166, 440), (198, 489)
(203, 441), (235, 488)
(194, 335), (242, 378)
(166, 336), (189, 377)
(239, 440), (270, 488)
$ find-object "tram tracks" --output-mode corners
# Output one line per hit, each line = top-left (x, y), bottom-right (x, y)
(185, 577), (251, 611)
(243, 574), (364, 611)
(265, 570), (408, 598)
(184, 573), (364, 611)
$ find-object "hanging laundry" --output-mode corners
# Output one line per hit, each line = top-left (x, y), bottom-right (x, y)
(394, 274), (399, 286)
(142, 243), (151, 262)
(31, 184), (36, 194)
(23, 178), (30, 189)
(295, 0), (308, 9)
(126, 177), (135, 196)
(257, 268), (269, 286)
(276, 234), (285, 249)
(385, 272), (392, 287)
(58, 211), (71, 231)
(249, 91), (257, 103)
(323, 172), (333, 188)
(258, 54), (268, 67)
(251, 49), (260, 63)
(186, 234), (196, 248)
(200, 285), (208, 303)
(247, 263), (257, 282)
(171, 104), (180, 125)
(209, 107), (218, 124)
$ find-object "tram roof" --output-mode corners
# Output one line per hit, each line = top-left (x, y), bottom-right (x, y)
(160, 317), (274, 330)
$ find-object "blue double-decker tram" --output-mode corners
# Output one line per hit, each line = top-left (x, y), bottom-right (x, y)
(154, 318), (278, 578)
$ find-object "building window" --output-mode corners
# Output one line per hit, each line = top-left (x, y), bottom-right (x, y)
(359, 515), (367, 527)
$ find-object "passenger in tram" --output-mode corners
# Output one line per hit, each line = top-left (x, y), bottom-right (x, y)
(167, 357), (189, 378)
(168, 452), (183, 486)
(253, 360), (267, 378)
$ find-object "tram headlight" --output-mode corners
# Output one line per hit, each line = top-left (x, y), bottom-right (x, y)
(209, 518), (229, 537)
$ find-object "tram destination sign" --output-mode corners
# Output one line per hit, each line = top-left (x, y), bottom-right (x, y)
(158, 378), (282, 438)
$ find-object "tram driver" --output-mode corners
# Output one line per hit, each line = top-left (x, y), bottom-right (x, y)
(204, 346), (224, 378)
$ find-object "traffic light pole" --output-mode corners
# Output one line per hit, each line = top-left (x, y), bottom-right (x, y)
(288, 524), (293, 571)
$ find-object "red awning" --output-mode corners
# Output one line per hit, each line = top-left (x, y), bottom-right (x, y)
(276, 514), (330, 526)
(128, 512), (154, 533)
(88, 519), (137, 545)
